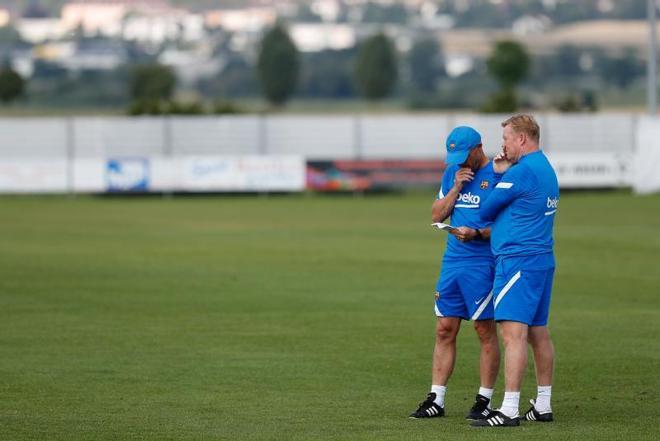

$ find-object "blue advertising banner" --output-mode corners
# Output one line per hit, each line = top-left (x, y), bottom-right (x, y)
(106, 158), (150, 192)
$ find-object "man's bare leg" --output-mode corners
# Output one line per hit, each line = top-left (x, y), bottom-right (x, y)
(528, 325), (554, 412)
(466, 319), (500, 417)
(429, 317), (461, 407)
(473, 319), (500, 390)
(498, 321), (528, 418)
(432, 317), (462, 384)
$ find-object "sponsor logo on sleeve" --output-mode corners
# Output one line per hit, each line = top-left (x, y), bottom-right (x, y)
(545, 196), (559, 215)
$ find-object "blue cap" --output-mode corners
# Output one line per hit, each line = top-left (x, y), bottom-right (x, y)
(445, 126), (482, 165)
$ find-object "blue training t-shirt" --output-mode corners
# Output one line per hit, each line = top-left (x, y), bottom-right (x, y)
(438, 162), (496, 267)
(480, 150), (559, 259)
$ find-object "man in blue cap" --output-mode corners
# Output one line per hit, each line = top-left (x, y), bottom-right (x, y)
(410, 126), (501, 421)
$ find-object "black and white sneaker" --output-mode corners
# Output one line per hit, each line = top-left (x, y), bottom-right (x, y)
(470, 410), (520, 427)
(409, 393), (445, 418)
(523, 399), (554, 422)
(465, 394), (495, 420)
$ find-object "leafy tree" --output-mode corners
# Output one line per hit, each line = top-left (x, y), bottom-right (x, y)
(257, 24), (300, 107)
(408, 39), (445, 93)
(0, 65), (25, 103)
(0, 25), (21, 44)
(556, 94), (581, 113)
(354, 33), (398, 100)
(596, 47), (644, 89)
(487, 40), (530, 89)
(213, 100), (243, 115)
(555, 45), (583, 77)
(299, 49), (356, 98)
(295, 4), (322, 22)
(582, 89), (598, 112)
(552, 0), (600, 24)
(483, 40), (530, 112)
(362, 2), (408, 24)
(165, 100), (205, 115)
(127, 99), (163, 115)
(198, 56), (258, 98)
(608, 0), (646, 20)
(481, 88), (517, 113)
(129, 63), (176, 101)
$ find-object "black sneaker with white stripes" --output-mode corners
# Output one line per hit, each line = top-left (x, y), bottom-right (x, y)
(465, 394), (495, 420)
(523, 399), (554, 422)
(409, 393), (445, 419)
(470, 410), (520, 427)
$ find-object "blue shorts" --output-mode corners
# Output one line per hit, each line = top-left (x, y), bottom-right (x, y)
(435, 264), (495, 321)
(493, 253), (555, 326)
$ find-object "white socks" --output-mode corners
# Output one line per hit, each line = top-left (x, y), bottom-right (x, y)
(535, 385), (552, 412)
(478, 387), (494, 401)
(431, 385), (446, 407)
(426, 386), (548, 417)
(430, 385), (495, 408)
(500, 391), (520, 418)
(495, 386), (552, 417)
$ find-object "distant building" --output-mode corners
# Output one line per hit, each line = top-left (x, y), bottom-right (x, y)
(290, 23), (356, 52)
(122, 12), (205, 44)
(445, 53), (474, 78)
(10, 50), (34, 78)
(416, 1), (454, 31)
(204, 8), (277, 33)
(60, 40), (128, 72)
(158, 46), (224, 85)
(16, 18), (67, 43)
(33, 41), (75, 61)
(512, 15), (552, 36)
(310, 0), (342, 22)
(22, 40), (127, 73)
(61, 1), (205, 44)
(61, 2), (127, 36)
(0, 8), (10, 27)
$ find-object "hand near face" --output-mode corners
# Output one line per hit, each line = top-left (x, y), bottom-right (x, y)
(493, 149), (513, 174)
(453, 167), (474, 191)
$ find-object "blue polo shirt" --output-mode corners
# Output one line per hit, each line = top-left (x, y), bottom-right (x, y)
(480, 150), (559, 259)
(438, 162), (496, 268)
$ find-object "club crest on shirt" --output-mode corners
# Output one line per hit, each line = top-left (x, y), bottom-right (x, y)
(480, 180), (489, 189)
(449, 143), (455, 150)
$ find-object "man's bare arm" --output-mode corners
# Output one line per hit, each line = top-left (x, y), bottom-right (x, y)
(432, 186), (460, 223)
(431, 168), (474, 223)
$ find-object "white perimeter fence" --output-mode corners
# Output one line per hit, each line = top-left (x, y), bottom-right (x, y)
(0, 113), (657, 193)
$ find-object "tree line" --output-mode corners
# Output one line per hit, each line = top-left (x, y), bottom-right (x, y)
(0, 23), (647, 113)
(126, 24), (527, 113)
(255, 24), (532, 113)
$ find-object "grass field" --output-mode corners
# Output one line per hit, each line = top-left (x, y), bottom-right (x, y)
(1, 191), (659, 440)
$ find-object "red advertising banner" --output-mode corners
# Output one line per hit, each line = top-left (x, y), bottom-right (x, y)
(307, 159), (447, 191)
